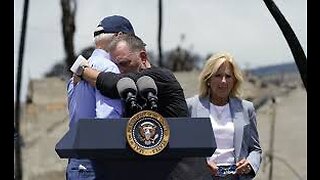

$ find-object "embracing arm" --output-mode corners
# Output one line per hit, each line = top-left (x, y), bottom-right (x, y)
(70, 55), (123, 98)
(96, 72), (122, 98)
(82, 67), (100, 87)
(81, 67), (122, 98)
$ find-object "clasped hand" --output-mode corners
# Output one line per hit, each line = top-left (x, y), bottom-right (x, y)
(207, 158), (252, 176)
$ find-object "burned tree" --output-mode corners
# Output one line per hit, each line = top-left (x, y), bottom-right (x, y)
(61, 0), (77, 76)
(263, 0), (307, 91)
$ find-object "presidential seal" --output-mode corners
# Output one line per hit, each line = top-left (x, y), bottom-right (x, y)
(126, 110), (170, 156)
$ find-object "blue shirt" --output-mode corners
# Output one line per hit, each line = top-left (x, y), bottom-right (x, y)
(66, 49), (123, 180)
(67, 49), (123, 129)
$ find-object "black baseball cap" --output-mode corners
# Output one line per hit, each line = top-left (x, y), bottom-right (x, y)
(94, 15), (135, 37)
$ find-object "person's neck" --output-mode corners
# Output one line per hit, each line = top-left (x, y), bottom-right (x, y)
(210, 96), (229, 106)
(96, 44), (108, 52)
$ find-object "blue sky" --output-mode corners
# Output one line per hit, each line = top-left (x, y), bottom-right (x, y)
(14, 0), (307, 101)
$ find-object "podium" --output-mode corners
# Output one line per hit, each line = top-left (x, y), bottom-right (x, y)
(55, 117), (216, 179)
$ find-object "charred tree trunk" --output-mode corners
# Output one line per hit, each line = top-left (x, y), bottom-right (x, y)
(15, 0), (29, 178)
(61, 0), (77, 76)
(158, 0), (163, 67)
(263, 0), (307, 91)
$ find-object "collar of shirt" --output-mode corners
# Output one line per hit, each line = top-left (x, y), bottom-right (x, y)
(90, 49), (110, 61)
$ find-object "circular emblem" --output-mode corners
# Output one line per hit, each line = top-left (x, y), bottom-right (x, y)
(126, 110), (170, 156)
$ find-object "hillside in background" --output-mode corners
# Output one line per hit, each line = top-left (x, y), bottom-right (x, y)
(248, 62), (299, 77)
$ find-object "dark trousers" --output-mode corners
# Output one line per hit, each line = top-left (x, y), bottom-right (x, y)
(66, 157), (212, 180)
(212, 174), (239, 180)
(66, 158), (96, 180)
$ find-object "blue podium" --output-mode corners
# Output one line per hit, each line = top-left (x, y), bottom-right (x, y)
(55, 117), (216, 179)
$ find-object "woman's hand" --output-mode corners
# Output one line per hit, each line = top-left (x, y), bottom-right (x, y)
(236, 158), (252, 175)
(207, 160), (219, 176)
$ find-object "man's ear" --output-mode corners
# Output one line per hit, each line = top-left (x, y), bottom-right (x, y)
(139, 51), (148, 64)
(116, 32), (124, 36)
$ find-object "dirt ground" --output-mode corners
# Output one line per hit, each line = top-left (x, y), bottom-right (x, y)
(16, 72), (306, 180)
(254, 87), (306, 180)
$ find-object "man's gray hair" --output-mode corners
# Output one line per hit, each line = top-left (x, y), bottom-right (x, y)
(109, 34), (146, 52)
(93, 26), (114, 45)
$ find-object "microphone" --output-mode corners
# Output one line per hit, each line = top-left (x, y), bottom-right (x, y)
(117, 77), (141, 116)
(136, 76), (158, 111)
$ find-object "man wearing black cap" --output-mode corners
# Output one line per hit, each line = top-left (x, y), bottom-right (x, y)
(66, 15), (135, 180)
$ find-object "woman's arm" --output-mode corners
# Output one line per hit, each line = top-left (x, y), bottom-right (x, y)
(246, 102), (262, 176)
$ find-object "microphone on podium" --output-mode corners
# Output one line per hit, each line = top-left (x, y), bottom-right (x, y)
(136, 76), (158, 111)
(117, 77), (141, 117)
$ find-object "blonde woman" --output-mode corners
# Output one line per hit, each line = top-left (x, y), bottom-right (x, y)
(186, 52), (262, 180)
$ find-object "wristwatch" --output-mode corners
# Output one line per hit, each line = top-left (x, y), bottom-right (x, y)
(78, 64), (89, 78)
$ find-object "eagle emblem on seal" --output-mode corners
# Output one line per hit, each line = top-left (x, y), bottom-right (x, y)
(139, 121), (159, 145)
